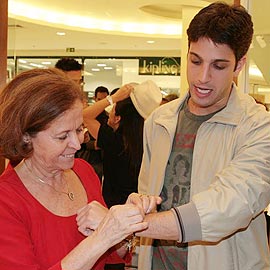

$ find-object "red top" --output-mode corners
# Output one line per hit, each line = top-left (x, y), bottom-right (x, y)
(0, 159), (125, 270)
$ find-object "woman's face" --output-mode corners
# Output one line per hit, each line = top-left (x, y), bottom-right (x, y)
(30, 100), (84, 172)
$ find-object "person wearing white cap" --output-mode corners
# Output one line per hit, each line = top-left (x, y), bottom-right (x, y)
(83, 80), (162, 208)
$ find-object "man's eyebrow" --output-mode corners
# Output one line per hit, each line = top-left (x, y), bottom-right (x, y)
(189, 52), (230, 63)
(189, 52), (201, 59)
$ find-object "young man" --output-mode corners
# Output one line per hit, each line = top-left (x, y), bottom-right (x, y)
(137, 3), (270, 270)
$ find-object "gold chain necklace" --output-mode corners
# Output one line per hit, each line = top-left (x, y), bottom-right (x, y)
(24, 159), (75, 201)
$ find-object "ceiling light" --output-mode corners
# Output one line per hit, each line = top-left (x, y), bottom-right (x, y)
(143, 24), (157, 34)
(41, 61), (52, 65)
(18, 64), (32, 70)
(83, 71), (93, 76)
(56, 32), (66, 36)
(29, 63), (44, 68)
(257, 88), (270, 93)
(18, 59), (27, 63)
(8, 1), (181, 36)
(161, 90), (167, 95)
(104, 67), (113, 70)
(97, 63), (106, 67)
(147, 40), (155, 44)
(91, 68), (100, 72)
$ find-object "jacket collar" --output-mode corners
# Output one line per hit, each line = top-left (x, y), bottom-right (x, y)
(155, 83), (245, 129)
(209, 83), (244, 125)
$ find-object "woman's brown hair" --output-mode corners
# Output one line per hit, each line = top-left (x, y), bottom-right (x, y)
(0, 68), (84, 160)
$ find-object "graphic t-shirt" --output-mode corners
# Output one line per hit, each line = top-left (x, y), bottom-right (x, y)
(152, 99), (216, 270)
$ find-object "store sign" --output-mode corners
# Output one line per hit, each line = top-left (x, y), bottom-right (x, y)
(139, 57), (181, 76)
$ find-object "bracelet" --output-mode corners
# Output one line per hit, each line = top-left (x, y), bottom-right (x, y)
(123, 234), (137, 252)
(106, 95), (113, 106)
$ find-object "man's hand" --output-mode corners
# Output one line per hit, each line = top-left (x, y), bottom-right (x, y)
(126, 193), (162, 216)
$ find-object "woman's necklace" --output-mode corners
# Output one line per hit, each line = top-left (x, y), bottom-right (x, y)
(24, 159), (75, 201)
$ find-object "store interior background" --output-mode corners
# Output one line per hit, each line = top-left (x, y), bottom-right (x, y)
(7, 0), (270, 107)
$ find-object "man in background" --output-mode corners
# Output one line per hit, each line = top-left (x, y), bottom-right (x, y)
(94, 86), (109, 124)
(85, 86), (110, 181)
(55, 58), (83, 86)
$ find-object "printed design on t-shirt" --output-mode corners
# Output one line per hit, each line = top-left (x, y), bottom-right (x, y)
(161, 131), (196, 211)
(174, 132), (196, 149)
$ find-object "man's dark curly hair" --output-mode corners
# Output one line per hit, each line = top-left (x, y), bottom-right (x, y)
(187, 2), (253, 63)
(55, 58), (82, 71)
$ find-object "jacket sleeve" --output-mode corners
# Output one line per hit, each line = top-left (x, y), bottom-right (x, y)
(138, 117), (152, 195)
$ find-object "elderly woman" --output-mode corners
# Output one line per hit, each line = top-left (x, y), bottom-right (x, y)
(0, 68), (153, 270)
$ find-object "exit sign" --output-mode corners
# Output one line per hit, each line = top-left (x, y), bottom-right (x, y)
(66, 47), (75, 52)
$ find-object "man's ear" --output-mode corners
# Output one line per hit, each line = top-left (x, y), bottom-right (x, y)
(234, 56), (247, 77)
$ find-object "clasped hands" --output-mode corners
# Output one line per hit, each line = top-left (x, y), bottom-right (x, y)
(76, 193), (161, 243)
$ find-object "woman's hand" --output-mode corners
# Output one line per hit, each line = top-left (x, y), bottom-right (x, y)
(95, 204), (148, 247)
(76, 201), (108, 236)
(111, 83), (134, 103)
(126, 193), (162, 215)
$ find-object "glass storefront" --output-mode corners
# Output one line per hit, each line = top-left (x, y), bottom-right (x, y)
(7, 56), (181, 104)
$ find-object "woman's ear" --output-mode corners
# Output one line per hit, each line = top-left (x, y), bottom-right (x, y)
(114, 115), (121, 125)
(22, 133), (31, 144)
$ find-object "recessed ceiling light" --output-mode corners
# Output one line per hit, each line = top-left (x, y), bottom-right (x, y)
(258, 88), (270, 93)
(56, 32), (66, 36)
(83, 71), (93, 76)
(104, 67), (113, 70)
(91, 68), (100, 72)
(41, 61), (51, 65)
(29, 63), (44, 68)
(97, 63), (106, 67)
(147, 40), (155, 44)
(18, 59), (27, 63)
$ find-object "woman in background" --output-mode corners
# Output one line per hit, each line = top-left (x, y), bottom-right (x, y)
(83, 80), (162, 208)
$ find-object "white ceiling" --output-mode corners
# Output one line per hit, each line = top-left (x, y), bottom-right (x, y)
(7, 0), (234, 53)
(7, 0), (270, 51)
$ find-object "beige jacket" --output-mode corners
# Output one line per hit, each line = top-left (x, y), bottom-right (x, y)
(138, 85), (270, 270)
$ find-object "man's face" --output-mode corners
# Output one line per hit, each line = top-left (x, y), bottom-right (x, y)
(95, 92), (108, 101)
(65, 70), (82, 85)
(187, 37), (245, 115)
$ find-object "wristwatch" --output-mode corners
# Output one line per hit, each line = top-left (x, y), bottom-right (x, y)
(106, 95), (113, 106)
